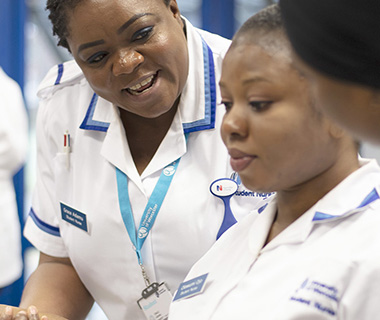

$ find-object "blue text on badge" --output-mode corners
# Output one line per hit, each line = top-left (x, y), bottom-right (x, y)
(60, 203), (88, 232)
(173, 273), (209, 302)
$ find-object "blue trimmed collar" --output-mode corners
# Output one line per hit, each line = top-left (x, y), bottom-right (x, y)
(79, 31), (216, 134)
(313, 188), (380, 222)
(257, 160), (380, 224)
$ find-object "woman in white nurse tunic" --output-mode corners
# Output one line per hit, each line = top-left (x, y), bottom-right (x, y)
(169, 5), (380, 320)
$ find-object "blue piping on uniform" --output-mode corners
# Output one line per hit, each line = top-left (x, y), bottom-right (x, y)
(29, 208), (61, 237)
(80, 37), (216, 133)
(357, 188), (379, 208)
(313, 188), (380, 221)
(79, 93), (110, 132)
(54, 64), (64, 85)
(183, 38), (216, 133)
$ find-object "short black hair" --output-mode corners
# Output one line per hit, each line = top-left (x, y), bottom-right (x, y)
(46, 0), (171, 51)
(231, 4), (291, 63)
(235, 4), (284, 37)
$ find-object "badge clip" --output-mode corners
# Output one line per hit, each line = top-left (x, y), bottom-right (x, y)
(210, 178), (238, 239)
(141, 282), (160, 299)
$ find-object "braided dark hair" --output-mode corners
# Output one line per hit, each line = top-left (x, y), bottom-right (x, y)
(46, 0), (172, 51)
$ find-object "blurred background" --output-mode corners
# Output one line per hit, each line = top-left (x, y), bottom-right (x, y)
(1, 0), (378, 318)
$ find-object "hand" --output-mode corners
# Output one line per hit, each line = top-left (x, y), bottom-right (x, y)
(0, 305), (67, 320)
(0, 305), (47, 320)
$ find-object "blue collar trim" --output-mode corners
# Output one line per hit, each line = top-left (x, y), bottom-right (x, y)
(29, 208), (61, 237)
(183, 38), (216, 134)
(79, 39), (216, 134)
(313, 188), (380, 222)
(79, 93), (110, 132)
(54, 64), (64, 85)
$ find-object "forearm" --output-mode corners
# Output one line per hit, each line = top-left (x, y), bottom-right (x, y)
(20, 254), (94, 320)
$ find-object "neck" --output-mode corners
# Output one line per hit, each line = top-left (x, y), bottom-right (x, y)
(266, 148), (360, 244)
(120, 101), (179, 175)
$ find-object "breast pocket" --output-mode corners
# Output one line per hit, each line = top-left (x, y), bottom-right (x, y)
(53, 152), (74, 207)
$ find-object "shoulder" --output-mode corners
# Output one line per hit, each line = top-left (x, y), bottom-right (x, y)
(37, 60), (86, 100)
(0, 68), (23, 96)
(35, 60), (96, 132)
(184, 17), (231, 59)
(196, 27), (231, 55)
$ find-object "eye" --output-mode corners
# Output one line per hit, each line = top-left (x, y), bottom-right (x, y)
(221, 101), (233, 112)
(132, 26), (153, 41)
(249, 101), (272, 112)
(87, 52), (108, 64)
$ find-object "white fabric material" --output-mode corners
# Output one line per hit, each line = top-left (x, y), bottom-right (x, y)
(169, 159), (380, 320)
(0, 68), (27, 287)
(24, 19), (271, 320)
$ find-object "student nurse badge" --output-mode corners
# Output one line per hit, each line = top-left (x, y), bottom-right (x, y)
(210, 178), (239, 239)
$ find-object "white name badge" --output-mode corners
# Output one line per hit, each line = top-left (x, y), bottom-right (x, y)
(138, 282), (172, 320)
(210, 178), (238, 197)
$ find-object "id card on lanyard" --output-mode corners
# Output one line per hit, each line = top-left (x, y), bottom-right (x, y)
(116, 136), (187, 320)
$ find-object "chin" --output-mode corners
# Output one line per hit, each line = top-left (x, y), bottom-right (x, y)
(242, 180), (274, 194)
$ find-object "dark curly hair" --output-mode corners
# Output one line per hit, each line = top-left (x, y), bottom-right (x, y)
(46, 0), (171, 51)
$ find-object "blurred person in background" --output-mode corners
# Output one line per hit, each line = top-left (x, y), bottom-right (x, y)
(0, 67), (28, 305)
(280, 0), (380, 145)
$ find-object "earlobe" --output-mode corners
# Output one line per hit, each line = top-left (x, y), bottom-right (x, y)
(327, 121), (346, 139)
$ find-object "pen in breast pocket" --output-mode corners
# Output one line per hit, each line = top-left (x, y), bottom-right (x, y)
(63, 130), (71, 169)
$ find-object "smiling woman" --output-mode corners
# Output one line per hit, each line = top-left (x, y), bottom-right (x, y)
(2, 0), (272, 320)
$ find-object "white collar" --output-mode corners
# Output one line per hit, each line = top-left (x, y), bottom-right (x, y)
(79, 17), (218, 134)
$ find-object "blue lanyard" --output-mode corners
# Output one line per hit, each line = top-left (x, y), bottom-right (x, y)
(116, 153), (185, 266)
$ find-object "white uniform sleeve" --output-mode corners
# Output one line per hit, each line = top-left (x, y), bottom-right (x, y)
(24, 94), (69, 258)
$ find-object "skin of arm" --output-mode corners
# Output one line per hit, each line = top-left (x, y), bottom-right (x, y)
(18, 252), (94, 320)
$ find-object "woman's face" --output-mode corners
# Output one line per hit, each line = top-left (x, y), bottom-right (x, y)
(293, 54), (380, 145)
(220, 42), (339, 193)
(66, 0), (189, 118)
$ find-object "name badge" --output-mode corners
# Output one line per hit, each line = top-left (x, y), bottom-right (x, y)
(137, 282), (172, 320)
(173, 273), (209, 302)
(60, 202), (88, 232)
(210, 179), (238, 197)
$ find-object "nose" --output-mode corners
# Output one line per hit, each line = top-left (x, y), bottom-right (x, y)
(221, 104), (249, 142)
(112, 49), (144, 76)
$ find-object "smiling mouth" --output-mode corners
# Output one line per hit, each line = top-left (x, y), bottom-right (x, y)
(126, 73), (157, 96)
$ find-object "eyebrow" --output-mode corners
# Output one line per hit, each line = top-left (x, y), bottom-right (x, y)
(78, 40), (106, 55)
(77, 13), (153, 55)
(117, 13), (153, 34)
(242, 77), (272, 85)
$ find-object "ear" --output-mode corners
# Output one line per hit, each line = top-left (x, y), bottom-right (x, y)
(325, 119), (347, 139)
(169, 0), (181, 19)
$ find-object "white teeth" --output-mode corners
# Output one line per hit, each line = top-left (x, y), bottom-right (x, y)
(128, 75), (154, 91)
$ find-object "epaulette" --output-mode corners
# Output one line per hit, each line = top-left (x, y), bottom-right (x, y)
(37, 60), (85, 99)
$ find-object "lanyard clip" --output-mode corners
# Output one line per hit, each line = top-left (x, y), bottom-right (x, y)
(139, 263), (151, 288)
(141, 282), (160, 299)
